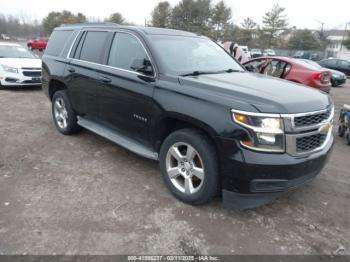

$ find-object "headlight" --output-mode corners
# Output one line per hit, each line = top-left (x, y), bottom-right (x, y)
(232, 110), (285, 152)
(0, 64), (19, 74)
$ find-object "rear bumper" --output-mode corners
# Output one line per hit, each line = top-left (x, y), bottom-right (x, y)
(218, 134), (334, 209)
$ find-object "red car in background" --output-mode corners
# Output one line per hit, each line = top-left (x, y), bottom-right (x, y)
(243, 57), (332, 93)
(27, 38), (48, 51)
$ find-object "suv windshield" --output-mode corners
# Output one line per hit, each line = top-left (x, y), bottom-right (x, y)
(150, 35), (244, 76)
(0, 45), (36, 59)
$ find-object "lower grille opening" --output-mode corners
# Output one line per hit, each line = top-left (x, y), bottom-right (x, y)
(296, 134), (327, 152)
(5, 77), (19, 83)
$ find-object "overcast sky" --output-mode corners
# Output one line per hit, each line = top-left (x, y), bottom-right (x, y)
(1, 0), (350, 30)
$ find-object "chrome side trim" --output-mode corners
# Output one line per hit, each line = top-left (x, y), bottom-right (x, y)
(70, 58), (156, 79)
(281, 108), (330, 118)
(67, 29), (157, 78)
(231, 109), (281, 118)
(66, 29), (82, 59)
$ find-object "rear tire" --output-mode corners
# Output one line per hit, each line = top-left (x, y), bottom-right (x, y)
(346, 133), (350, 146)
(52, 90), (80, 135)
(159, 128), (219, 205)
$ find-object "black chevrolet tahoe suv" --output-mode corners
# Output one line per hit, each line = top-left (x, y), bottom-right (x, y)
(42, 23), (334, 208)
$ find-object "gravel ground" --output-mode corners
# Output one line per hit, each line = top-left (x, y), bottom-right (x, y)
(0, 81), (349, 255)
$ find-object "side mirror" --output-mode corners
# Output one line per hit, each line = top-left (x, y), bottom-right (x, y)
(131, 58), (154, 76)
(244, 64), (255, 72)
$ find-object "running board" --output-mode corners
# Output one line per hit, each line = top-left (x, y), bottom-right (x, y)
(77, 117), (158, 160)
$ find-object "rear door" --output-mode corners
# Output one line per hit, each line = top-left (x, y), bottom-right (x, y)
(97, 31), (156, 145)
(67, 30), (109, 118)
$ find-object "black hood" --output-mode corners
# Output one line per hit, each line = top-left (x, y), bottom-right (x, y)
(178, 72), (331, 114)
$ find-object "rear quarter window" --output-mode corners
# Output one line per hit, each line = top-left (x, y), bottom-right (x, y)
(45, 30), (74, 57)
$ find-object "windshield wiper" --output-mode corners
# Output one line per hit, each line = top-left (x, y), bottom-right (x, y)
(180, 70), (223, 77)
(225, 68), (242, 73)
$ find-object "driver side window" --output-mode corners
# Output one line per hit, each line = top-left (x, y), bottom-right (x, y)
(108, 32), (150, 73)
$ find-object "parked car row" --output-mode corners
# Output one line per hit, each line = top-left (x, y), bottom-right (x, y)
(318, 58), (350, 77)
(232, 44), (349, 91)
(249, 48), (276, 58)
(243, 56), (332, 93)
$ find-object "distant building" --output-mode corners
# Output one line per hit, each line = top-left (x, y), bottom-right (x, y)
(325, 30), (350, 60)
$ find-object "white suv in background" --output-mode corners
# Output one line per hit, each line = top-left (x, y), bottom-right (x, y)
(0, 42), (41, 88)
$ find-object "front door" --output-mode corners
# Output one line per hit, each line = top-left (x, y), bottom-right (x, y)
(97, 32), (156, 145)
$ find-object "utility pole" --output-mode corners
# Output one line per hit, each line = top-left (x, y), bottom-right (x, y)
(339, 22), (350, 56)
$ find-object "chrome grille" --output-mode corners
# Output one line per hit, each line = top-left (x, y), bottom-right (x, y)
(294, 110), (331, 127)
(283, 106), (334, 156)
(23, 71), (41, 77)
(296, 134), (327, 152)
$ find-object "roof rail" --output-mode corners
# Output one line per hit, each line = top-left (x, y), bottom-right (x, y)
(60, 22), (120, 27)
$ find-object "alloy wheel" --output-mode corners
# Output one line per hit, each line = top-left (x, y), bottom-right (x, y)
(53, 97), (68, 129)
(165, 142), (205, 195)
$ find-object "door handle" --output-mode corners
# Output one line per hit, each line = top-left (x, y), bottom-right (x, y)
(67, 67), (75, 73)
(99, 76), (112, 83)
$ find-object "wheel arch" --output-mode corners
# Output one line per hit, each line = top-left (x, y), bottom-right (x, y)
(152, 112), (220, 153)
(48, 79), (68, 100)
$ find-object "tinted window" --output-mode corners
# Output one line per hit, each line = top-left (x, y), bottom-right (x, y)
(108, 33), (149, 72)
(45, 30), (73, 56)
(80, 31), (108, 63)
(338, 60), (350, 67)
(324, 59), (337, 67)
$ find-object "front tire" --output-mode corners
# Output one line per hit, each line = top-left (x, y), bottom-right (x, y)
(159, 128), (219, 205)
(52, 90), (80, 135)
(346, 133), (350, 146)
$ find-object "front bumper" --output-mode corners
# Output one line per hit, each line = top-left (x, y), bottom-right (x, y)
(218, 133), (333, 209)
(0, 72), (41, 86)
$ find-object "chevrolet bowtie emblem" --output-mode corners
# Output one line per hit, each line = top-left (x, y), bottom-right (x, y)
(319, 122), (331, 135)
